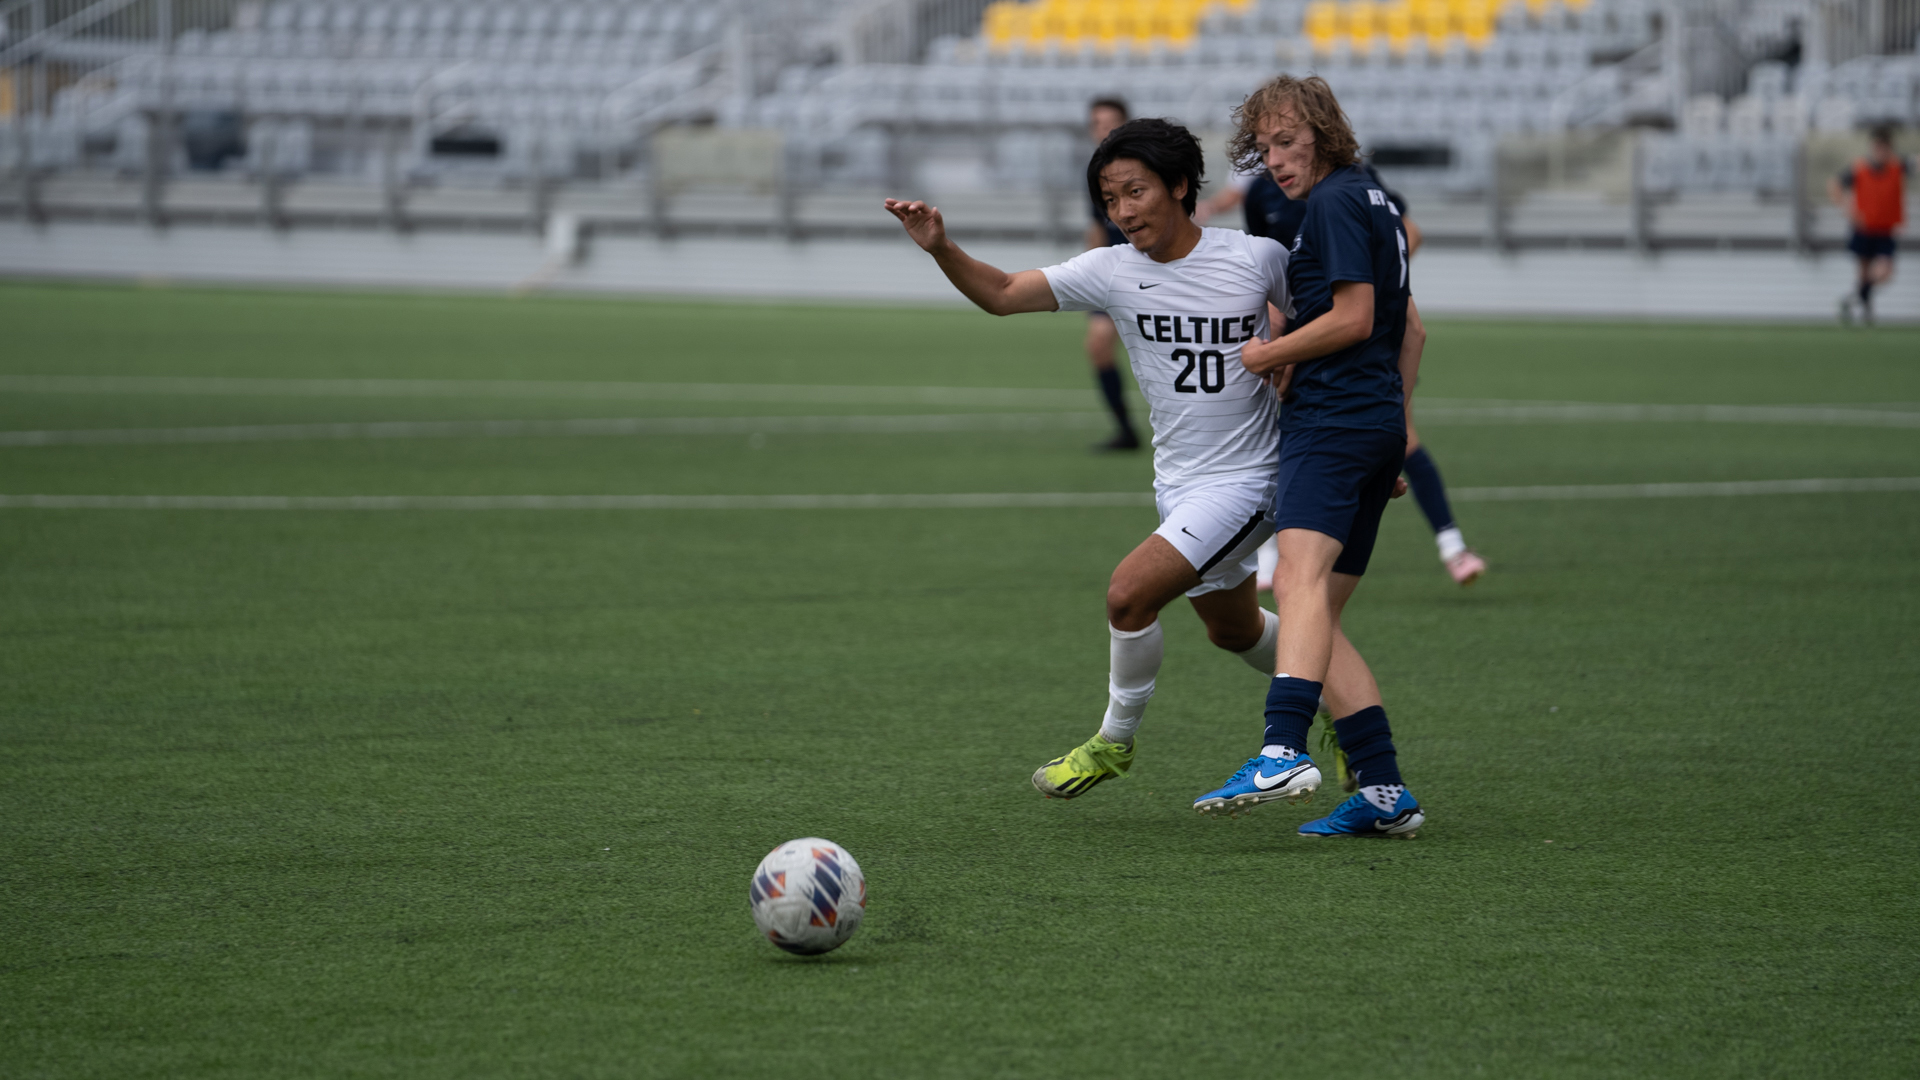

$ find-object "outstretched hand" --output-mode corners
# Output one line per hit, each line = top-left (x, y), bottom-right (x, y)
(884, 199), (949, 253)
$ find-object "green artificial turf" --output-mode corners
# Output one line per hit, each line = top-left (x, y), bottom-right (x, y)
(2, 283), (1917, 1079)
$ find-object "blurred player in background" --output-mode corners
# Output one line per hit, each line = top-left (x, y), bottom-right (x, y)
(1202, 145), (1484, 587)
(886, 118), (1292, 802)
(1831, 125), (1912, 327)
(1083, 97), (1143, 450)
(1189, 75), (1425, 837)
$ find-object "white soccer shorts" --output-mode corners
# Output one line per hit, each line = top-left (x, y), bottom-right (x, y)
(1153, 474), (1278, 597)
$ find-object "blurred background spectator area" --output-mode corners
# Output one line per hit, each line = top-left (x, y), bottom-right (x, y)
(0, 0), (1915, 248)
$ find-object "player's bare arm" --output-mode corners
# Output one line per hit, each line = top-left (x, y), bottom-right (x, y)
(1393, 297), (1427, 498)
(1826, 174), (1861, 226)
(1398, 297), (1427, 407)
(1238, 281), (1373, 376)
(883, 198), (1058, 316)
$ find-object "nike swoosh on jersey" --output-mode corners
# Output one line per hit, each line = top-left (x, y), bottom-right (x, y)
(1137, 282), (1160, 289)
(1253, 763), (1309, 790)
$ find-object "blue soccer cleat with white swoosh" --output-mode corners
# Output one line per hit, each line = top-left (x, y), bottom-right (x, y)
(1192, 752), (1321, 817)
(1298, 788), (1425, 838)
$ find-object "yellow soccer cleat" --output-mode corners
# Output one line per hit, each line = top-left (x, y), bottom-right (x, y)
(1032, 733), (1135, 799)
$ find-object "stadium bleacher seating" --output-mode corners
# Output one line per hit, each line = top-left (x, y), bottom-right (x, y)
(31, 1), (728, 181)
(2, 0), (1915, 242)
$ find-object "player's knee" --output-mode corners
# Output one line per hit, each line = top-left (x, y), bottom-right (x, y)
(1105, 580), (1156, 629)
(1205, 620), (1262, 653)
(1273, 558), (1328, 599)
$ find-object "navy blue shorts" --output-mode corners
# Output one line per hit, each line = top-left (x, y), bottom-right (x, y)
(1272, 425), (1405, 577)
(1849, 232), (1896, 259)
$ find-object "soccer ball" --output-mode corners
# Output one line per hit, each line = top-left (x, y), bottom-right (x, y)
(749, 838), (866, 955)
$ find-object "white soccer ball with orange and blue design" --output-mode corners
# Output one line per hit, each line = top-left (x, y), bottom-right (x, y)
(748, 838), (866, 955)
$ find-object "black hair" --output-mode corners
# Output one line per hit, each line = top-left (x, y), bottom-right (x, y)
(1869, 123), (1896, 145)
(1089, 97), (1130, 121)
(1087, 117), (1204, 217)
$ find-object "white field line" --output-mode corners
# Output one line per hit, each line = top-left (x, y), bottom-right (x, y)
(1416, 402), (1920, 428)
(0, 413), (1109, 447)
(0, 375), (1100, 409)
(0, 492), (1157, 510)
(1451, 477), (1920, 500)
(2, 478), (1916, 511)
(2, 376), (1916, 435)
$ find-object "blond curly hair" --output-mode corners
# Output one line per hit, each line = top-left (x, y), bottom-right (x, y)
(1228, 75), (1361, 179)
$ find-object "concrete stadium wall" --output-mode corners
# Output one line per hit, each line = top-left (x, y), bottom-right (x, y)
(0, 219), (1914, 322)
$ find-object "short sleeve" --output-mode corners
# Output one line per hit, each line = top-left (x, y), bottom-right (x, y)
(1304, 186), (1376, 286)
(1837, 167), (1855, 189)
(1364, 165), (1411, 215)
(1041, 245), (1120, 312)
(1252, 235), (1291, 318)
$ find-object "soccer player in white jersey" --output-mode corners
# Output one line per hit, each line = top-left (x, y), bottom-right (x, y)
(884, 118), (1294, 799)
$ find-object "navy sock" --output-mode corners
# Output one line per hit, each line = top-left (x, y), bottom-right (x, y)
(1262, 676), (1323, 755)
(1095, 367), (1135, 435)
(1860, 280), (1875, 304)
(1402, 446), (1455, 535)
(1334, 706), (1404, 788)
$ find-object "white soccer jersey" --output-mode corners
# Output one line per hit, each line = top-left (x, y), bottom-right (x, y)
(1044, 228), (1290, 491)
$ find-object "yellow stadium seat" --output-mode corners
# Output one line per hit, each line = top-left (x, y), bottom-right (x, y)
(985, 7), (1023, 50)
(1383, 2), (1414, 51)
(1036, 2), (1071, 41)
(1070, 3), (1103, 42)
(1411, 0), (1454, 47)
(968, 0), (1234, 52)
(1460, 9), (1492, 47)
(1304, 0), (1340, 53)
(1347, 0), (1380, 50)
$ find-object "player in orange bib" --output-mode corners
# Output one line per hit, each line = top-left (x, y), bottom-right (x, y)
(1830, 125), (1913, 326)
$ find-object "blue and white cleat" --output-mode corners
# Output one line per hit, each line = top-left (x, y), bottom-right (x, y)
(1297, 789), (1425, 838)
(1192, 754), (1321, 818)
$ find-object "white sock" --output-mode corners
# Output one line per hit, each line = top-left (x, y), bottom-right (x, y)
(1436, 526), (1467, 562)
(1361, 783), (1406, 813)
(1260, 743), (1300, 761)
(1232, 607), (1280, 676)
(1097, 621), (1163, 745)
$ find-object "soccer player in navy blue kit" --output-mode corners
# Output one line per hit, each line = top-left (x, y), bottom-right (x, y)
(1203, 160), (1485, 587)
(1082, 97), (1143, 451)
(1191, 75), (1425, 836)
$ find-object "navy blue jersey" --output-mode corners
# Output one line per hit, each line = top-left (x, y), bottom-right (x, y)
(1242, 172), (1305, 243)
(1091, 194), (1128, 246)
(1280, 164), (1411, 433)
(1244, 165), (1406, 245)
